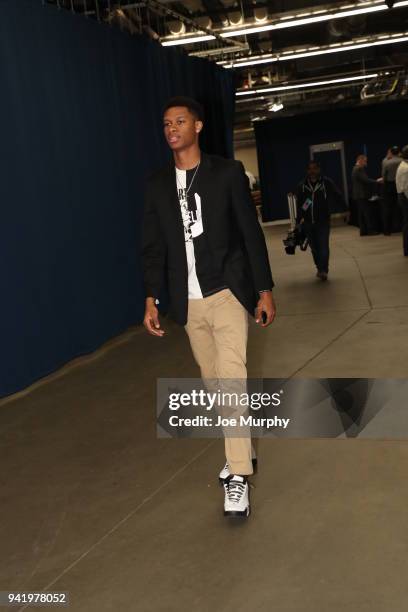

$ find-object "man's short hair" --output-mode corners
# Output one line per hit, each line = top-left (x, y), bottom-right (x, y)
(357, 154), (366, 161)
(390, 145), (400, 156)
(163, 96), (204, 122)
(308, 160), (320, 168)
(401, 145), (408, 160)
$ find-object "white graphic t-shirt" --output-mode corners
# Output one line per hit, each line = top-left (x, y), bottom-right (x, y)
(175, 166), (203, 299)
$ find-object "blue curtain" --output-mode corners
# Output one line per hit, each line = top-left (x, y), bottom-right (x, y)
(0, 0), (235, 397)
(255, 100), (408, 221)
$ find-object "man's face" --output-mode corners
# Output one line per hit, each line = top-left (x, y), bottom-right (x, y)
(163, 106), (202, 152)
(307, 163), (320, 181)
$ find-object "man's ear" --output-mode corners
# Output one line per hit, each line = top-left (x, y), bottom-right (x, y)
(195, 121), (203, 134)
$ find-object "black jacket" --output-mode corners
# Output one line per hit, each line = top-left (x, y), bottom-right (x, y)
(295, 175), (346, 224)
(351, 166), (377, 200)
(141, 153), (274, 325)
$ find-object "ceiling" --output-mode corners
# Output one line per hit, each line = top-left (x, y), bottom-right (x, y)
(46, 0), (408, 138)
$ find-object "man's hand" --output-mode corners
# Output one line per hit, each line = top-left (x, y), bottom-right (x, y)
(143, 297), (165, 337)
(255, 291), (276, 327)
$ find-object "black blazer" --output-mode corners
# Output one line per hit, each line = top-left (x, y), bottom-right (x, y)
(141, 152), (274, 325)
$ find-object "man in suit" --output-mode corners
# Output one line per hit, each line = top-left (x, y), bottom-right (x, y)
(142, 96), (276, 518)
(351, 154), (381, 236)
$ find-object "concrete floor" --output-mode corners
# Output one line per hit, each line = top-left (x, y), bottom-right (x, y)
(1, 224), (408, 612)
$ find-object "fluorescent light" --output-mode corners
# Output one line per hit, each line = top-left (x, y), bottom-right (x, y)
(236, 73), (379, 96)
(161, 34), (215, 46)
(220, 33), (408, 68)
(220, 4), (386, 37)
(160, 0), (408, 47)
(235, 96), (266, 104)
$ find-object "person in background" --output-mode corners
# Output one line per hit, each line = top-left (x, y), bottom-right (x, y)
(395, 144), (408, 256)
(351, 154), (381, 236)
(245, 169), (256, 191)
(382, 145), (402, 235)
(295, 160), (346, 281)
(381, 147), (392, 174)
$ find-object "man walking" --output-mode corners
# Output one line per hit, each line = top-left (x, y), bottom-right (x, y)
(382, 145), (402, 235)
(396, 145), (408, 256)
(351, 154), (380, 236)
(141, 96), (276, 518)
(295, 160), (346, 281)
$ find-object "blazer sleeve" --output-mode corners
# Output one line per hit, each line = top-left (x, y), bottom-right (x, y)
(141, 179), (166, 299)
(358, 167), (377, 185)
(230, 161), (274, 292)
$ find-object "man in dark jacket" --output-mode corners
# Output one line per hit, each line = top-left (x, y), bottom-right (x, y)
(351, 154), (380, 236)
(382, 145), (402, 235)
(295, 160), (346, 281)
(142, 96), (276, 518)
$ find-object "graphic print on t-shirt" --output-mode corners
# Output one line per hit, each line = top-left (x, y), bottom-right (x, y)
(175, 165), (227, 300)
(178, 187), (203, 241)
(176, 167), (203, 299)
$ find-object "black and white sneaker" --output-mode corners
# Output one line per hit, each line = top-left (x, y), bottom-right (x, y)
(223, 475), (250, 517)
(219, 457), (257, 485)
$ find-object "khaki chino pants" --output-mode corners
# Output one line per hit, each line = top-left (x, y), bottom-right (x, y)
(184, 288), (254, 475)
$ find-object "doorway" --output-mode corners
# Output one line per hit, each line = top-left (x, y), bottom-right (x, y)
(310, 141), (349, 207)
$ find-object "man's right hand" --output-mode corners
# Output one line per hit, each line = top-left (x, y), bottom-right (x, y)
(143, 298), (165, 337)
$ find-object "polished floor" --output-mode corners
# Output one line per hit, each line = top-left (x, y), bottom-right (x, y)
(1, 223), (408, 612)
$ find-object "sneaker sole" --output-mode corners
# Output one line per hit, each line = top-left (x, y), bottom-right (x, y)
(224, 507), (250, 518)
(219, 458), (257, 486)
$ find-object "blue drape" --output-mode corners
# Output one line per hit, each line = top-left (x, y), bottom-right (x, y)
(0, 0), (235, 397)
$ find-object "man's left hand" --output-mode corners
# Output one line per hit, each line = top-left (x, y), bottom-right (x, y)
(255, 291), (276, 327)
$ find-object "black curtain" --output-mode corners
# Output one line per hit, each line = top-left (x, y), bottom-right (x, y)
(0, 0), (235, 397)
(255, 101), (408, 221)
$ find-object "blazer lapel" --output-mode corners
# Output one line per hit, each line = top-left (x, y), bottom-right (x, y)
(163, 161), (186, 242)
(192, 152), (213, 229)
(160, 163), (189, 280)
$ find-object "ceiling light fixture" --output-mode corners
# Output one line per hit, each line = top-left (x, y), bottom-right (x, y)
(219, 33), (408, 68)
(254, 7), (268, 23)
(161, 34), (216, 46)
(236, 73), (379, 96)
(160, 0), (408, 46)
(220, 3), (388, 38)
(269, 101), (284, 112)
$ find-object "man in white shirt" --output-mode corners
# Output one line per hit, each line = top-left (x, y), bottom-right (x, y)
(395, 145), (408, 256)
(382, 145), (402, 235)
(142, 97), (276, 518)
